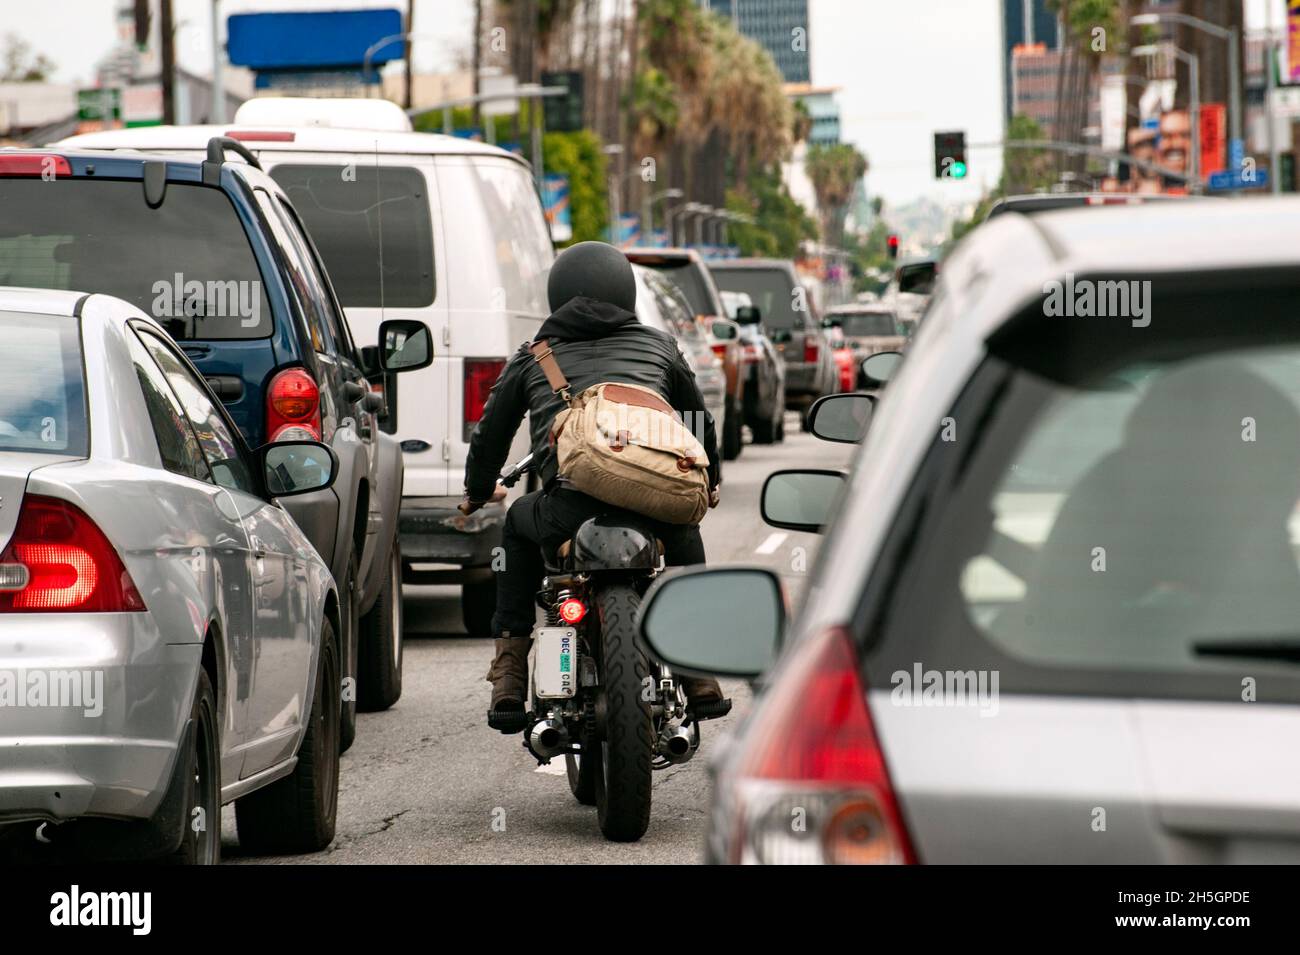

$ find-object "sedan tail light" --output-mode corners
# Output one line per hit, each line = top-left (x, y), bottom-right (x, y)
(464, 358), (506, 442)
(0, 495), (145, 613)
(267, 367), (321, 441)
(731, 626), (915, 864)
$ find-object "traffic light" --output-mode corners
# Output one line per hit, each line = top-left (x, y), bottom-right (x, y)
(934, 130), (968, 180)
(887, 234), (899, 260)
(541, 71), (584, 133)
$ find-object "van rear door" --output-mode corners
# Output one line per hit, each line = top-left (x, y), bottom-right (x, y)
(265, 153), (451, 496)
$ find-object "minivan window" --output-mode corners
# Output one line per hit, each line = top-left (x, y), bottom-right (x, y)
(0, 179), (272, 340)
(710, 268), (805, 329)
(0, 313), (87, 456)
(271, 164), (435, 309)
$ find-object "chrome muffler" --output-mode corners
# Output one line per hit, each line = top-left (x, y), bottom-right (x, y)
(527, 717), (569, 761)
(656, 722), (696, 765)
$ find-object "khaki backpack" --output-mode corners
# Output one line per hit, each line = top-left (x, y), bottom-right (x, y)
(530, 340), (710, 525)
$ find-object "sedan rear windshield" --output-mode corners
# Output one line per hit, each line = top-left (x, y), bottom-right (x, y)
(710, 268), (803, 328)
(270, 164), (435, 309)
(0, 179), (271, 340)
(836, 313), (899, 337)
(861, 275), (1300, 703)
(0, 312), (87, 456)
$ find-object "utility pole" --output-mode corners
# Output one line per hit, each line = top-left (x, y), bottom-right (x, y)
(210, 0), (225, 123)
(160, 0), (176, 125)
(471, 0), (482, 127)
(404, 0), (415, 110)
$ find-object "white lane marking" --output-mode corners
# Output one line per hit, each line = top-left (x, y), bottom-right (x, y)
(754, 532), (788, 556)
(535, 760), (568, 775)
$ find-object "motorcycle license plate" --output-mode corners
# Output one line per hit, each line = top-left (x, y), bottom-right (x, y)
(533, 627), (578, 698)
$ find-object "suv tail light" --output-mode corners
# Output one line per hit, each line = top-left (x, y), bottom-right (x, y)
(803, 338), (820, 363)
(463, 358), (505, 442)
(731, 626), (915, 865)
(267, 367), (321, 442)
(0, 495), (145, 613)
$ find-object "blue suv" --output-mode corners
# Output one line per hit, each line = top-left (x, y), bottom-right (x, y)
(0, 140), (433, 750)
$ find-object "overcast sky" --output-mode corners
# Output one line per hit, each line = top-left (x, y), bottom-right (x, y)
(6, 1), (1290, 207)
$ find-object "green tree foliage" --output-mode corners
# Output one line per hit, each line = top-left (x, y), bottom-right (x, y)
(543, 129), (609, 245)
(726, 168), (817, 259)
(1, 33), (54, 82)
(1046, 0), (1121, 51)
(805, 143), (869, 246)
(946, 114), (1054, 250)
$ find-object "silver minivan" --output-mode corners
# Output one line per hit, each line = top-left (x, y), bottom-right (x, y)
(62, 98), (554, 636)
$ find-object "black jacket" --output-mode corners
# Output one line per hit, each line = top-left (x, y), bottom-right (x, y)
(464, 296), (721, 501)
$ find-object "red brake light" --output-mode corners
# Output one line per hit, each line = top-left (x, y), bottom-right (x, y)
(0, 496), (145, 613)
(803, 339), (820, 363)
(267, 367), (321, 442)
(736, 626), (915, 864)
(225, 130), (295, 142)
(0, 154), (72, 178)
(711, 343), (727, 359)
(463, 358), (505, 442)
(558, 598), (587, 624)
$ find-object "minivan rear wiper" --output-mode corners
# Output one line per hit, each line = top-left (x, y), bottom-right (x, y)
(1193, 640), (1300, 664)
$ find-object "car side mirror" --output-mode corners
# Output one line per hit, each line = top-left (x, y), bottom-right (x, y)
(735, 305), (762, 325)
(379, 319), (434, 372)
(639, 567), (786, 679)
(710, 319), (738, 340)
(808, 393), (876, 443)
(860, 350), (903, 387)
(761, 468), (845, 533)
(259, 440), (338, 497)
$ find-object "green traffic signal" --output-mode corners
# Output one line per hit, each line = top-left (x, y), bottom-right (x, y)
(948, 161), (967, 179)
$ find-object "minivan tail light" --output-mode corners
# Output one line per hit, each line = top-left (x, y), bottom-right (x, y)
(0, 496), (145, 613)
(0, 154), (72, 178)
(463, 359), (505, 442)
(267, 367), (321, 442)
(732, 625), (915, 864)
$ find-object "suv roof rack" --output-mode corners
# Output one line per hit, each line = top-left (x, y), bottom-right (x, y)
(201, 135), (262, 185)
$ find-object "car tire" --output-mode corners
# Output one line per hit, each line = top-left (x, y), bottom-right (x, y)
(235, 619), (340, 855)
(776, 412), (786, 442)
(722, 397), (743, 460)
(339, 551), (359, 753)
(358, 538), (403, 712)
(164, 668), (221, 865)
(462, 576), (496, 637)
(750, 412), (776, 444)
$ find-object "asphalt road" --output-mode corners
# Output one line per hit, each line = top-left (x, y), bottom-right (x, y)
(224, 415), (854, 864)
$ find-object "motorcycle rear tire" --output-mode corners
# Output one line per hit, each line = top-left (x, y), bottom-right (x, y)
(591, 583), (654, 842)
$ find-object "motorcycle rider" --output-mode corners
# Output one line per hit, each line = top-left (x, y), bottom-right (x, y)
(460, 241), (726, 728)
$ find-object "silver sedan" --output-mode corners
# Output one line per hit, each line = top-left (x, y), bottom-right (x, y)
(0, 287), (341, 864)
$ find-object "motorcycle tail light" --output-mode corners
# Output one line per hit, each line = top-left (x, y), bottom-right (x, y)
(558, 598), (587, 624)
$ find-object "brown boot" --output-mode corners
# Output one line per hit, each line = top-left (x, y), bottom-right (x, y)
(679, 675), (724, 708)
(486, 635), (531, 718)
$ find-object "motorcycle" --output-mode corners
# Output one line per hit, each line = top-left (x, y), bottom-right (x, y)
(487, 453), (730, 842)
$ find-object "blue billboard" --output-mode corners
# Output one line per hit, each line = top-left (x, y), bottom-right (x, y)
(228, 9), (404, 78)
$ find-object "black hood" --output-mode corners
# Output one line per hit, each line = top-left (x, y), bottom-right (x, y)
(535, 295), (639, 343)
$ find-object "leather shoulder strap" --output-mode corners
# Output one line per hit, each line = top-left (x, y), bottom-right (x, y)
(529, 339), (572, 402)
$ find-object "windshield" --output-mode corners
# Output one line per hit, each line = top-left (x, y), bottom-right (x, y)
(0, 312), (87, 456)
(836, 313), (899, 337)
(270, 164), (435, 309)
(0, 179), (271, 340)
(710, 267), (804, 328)
(862, 278), (1300, 702)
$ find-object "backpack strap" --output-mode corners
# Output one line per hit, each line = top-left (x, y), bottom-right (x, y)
(530, 339), (572, 403)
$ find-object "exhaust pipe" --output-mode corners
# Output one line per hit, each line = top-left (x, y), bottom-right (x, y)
(657, 723), (696, 765)
(527, 718), (569, 761)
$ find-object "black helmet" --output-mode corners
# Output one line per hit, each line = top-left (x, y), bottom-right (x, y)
(547, 241), (637, 314)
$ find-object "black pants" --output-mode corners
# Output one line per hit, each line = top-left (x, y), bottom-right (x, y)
(491, 486), (706, 636)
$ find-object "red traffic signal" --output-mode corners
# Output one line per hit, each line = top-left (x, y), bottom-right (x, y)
(887, 234), (899, 259)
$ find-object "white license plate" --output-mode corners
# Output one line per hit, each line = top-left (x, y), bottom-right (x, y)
(533, 626), (578, 698)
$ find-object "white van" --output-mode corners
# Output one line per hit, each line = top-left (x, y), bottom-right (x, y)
(61, 97), (554, 634)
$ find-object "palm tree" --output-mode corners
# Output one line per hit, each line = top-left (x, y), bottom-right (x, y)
(806, 143), (869, 246)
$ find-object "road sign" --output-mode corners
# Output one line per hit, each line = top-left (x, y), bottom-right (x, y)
(1207, 168), (1269, 191)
